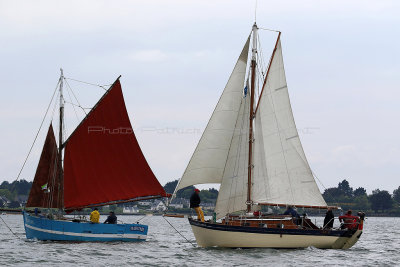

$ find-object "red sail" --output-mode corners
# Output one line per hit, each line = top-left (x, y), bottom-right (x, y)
(63, 79), (167, 210)
(26, 124), (62, 208)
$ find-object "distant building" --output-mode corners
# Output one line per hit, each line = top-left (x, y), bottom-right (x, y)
(150, 200), (167, 211)
(17, 195), (28, 207)
(169, 198), (187, 209)
(138, 201), (152, 206)
(123, 205), (139, 214)
(202, 202), (216, 211)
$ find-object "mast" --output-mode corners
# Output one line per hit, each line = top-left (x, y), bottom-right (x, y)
(58, 68), (64, 209)
(247, 23), (257, 212)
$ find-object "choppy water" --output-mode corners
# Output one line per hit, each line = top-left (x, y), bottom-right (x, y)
(0, 214), (398, 266)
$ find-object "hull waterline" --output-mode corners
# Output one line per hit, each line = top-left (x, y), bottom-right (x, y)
(23, 211), (147, 242)
(189, 219), (362, 249)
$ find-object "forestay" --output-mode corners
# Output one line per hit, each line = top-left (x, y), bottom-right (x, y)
(174, 37), (250, 193)
(252, 40), (327, 207)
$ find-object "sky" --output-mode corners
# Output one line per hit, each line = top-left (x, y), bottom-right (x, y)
(0, 0), (399, 194)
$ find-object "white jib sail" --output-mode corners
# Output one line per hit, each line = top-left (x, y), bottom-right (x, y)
(214, 85), (250, 219)
(173, 37), (250, 194)
(252, 40), (327, 207)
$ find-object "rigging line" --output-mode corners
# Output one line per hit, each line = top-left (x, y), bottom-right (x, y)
(15, 79), (60, 182)
(64, 78), (87, 115)
(259, 27), (281, 33)
(65, 85), (80, 123)
(0, 215), (22, 239)
(50, 91), (60, 122)
(63, 100), (90, 109)
(135, 214), (148, 223)
(257, 36), (268, 71)
(64, 77), (109, 91)
(162, 216), (196, 247)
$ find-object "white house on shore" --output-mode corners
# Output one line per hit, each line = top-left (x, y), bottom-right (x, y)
(150, 200), (167, 211)
(123, 205), (139, 214)
(169, 198), (187, 209)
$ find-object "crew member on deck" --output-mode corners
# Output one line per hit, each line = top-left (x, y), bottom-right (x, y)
(283, 205), (300, 224)
(90, 208), (100, 223)
(324, 207), (335, 229)
(190, 188), (204, 222)
(104, 211), (117, 224)
(339, 210), (359, 230)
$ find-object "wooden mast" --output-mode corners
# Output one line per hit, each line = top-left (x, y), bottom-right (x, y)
(247, 23), (258, 212)
(58, 68), (64, 209)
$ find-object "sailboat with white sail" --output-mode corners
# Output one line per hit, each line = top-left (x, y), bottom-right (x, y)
(173, 24), (365, 249)
(23, 71), (169, 241)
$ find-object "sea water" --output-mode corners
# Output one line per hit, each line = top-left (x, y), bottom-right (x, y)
(0, 214), (398, 266)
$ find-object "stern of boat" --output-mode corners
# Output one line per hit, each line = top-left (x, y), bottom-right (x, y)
(332, 215), (364, 249)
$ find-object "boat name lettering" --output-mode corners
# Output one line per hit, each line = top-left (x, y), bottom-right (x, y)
(130, 226), (145, 232)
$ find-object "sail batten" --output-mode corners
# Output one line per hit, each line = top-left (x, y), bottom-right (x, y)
(63, 80), (167, 211)
(174, 36), (250, 194)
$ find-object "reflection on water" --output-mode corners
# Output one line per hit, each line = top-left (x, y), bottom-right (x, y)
(0, 214), (398, 266)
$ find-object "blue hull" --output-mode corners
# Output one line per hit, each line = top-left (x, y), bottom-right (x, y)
(23, 211), (148, 242)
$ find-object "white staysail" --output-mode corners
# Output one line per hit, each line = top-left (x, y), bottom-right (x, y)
(214, 86), (250, 219)
(174, 37), (250, 193)
(252, 40), (327, 207)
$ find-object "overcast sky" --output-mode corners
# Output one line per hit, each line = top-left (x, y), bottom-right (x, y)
(0, 1), (399, 193)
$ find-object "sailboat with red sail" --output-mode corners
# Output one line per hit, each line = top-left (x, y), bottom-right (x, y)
(23, 70), (168, 241)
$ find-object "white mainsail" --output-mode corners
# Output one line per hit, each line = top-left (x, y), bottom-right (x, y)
(252, 40), (327, 207)
(214, 85), (250, 219)
(173, 37), (250, 193)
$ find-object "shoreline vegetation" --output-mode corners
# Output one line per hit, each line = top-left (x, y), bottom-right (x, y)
(1, 179), (400, 217)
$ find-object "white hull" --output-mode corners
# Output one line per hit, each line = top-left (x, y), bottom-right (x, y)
(190, 221), (362, 249)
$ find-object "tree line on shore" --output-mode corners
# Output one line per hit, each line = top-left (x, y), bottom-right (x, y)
(1, 179), (400, 215)
(323, 179), (400, 215)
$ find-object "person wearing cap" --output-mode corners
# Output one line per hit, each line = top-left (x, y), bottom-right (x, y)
(190, 188), (204, 222)
(90, 208), (100, 223)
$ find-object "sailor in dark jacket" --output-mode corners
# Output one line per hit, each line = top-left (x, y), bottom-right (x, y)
(323, 208), (334, 229)
(104, 211), (117, 224)
(190, 188), (204, 222)
(283, 205), (300, 224)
